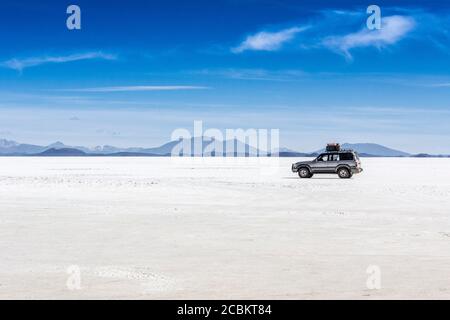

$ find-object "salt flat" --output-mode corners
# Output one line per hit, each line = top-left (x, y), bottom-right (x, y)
(0, 157), (449, 299)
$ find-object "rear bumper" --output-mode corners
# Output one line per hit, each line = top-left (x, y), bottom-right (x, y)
(352, 167), (363, 174)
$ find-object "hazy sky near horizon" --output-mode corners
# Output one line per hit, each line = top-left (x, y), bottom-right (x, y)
(0, 0), (450, 153)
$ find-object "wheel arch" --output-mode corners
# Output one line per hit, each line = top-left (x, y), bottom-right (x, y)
(298, 164), (312, 172)
(335, 164), (351, 173)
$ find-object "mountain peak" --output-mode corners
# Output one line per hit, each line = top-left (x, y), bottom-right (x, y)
(0, 139), (19, 148)
(38, 148), (87, 156)
(47, 141), (67, 148)
(341, 143), (410, 157)
(315, 143), (410, 157)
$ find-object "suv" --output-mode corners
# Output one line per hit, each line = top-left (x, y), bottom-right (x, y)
(292, 150), (363, 179)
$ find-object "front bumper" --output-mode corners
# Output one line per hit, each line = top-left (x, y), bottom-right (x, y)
(291, 164), (299, 172)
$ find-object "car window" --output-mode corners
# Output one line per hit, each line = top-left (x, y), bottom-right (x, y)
(340, 153), (354, 161)
(329, 154), (339, 161)
(317, 154), (328, 162)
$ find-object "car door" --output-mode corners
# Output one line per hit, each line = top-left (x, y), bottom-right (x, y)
(313, 153), (330, 173)
(325, 153), (340, 172)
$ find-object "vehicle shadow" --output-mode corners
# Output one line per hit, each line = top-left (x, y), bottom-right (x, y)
(282, 177), (340, 180)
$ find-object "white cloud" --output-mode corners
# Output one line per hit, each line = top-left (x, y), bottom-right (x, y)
(1, 52), (117, 71)
(430, 83), (450, 87)
(62, 86), (210, 92)
(323, 15), (415, 60)
(195, 68), (307, 81)
(232, 26), (308, 53)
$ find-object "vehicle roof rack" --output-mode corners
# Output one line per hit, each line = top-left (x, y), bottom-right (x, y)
(327, 149), (355, 153)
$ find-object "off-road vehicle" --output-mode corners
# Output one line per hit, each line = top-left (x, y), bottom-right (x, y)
(291, 144), (363, 179)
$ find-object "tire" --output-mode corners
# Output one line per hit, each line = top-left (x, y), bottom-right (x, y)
(337, 167), (351, 179)
(298, 167), (312, 179)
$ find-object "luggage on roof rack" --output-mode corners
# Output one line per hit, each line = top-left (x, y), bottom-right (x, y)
(326, 143), (340, 152)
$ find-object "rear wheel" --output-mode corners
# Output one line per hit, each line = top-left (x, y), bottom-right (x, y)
(337, 167), (351, 179)
(298, 167), (312, 178)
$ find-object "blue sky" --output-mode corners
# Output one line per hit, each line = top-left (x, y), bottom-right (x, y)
(0, 0), (450, 153)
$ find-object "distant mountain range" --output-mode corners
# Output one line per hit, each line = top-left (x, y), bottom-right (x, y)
(0, 138), (448, 157)
(314, 143), (411, 157)
(0, 137), (263, 157)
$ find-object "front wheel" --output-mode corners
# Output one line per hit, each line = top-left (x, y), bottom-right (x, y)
(337, 167), (352, 179)
(298, 167), (312, 178)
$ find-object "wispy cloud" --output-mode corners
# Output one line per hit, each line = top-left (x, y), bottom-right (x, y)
(232, 26), (308, 53)
(323, 15), (415, 60)
(231, 9), (432, 60)
(1, 52), (117, 72)
(61, 86), (210, 92)
(194, 68), (306, 81)
(429, 83), (450, 87)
